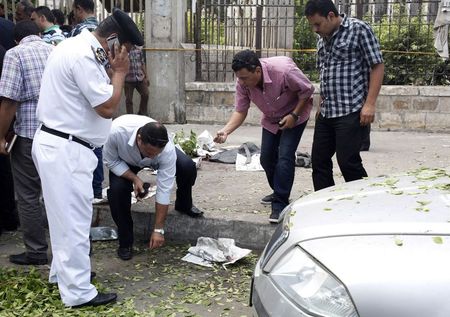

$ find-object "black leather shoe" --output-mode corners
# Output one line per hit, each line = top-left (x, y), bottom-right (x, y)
(181, 206), (204, 218)
(260, 193), (275, 205)
(9, 252), (48, 265)
(117, 247), (132, 261)
(73, 292), (117, 308)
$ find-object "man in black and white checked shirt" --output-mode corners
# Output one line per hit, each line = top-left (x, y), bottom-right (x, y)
(305, 0), (384, 191)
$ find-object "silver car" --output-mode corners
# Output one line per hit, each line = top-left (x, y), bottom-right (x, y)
(251, 168), (450, 317)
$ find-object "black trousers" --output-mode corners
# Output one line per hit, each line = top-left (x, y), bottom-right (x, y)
(312, 111), (368, 191)
(107, 148), (197, 248)
(0, 154), (16, 230)
(361, 124), (371, 150)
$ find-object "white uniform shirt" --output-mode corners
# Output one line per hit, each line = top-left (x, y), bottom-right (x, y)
(103, 115), (177, 205)
(36, 29), (113, 147)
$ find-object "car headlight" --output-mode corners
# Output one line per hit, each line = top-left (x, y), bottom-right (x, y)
(269, 246), (358, 317)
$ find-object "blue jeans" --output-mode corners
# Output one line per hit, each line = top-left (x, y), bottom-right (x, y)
(260, 121), (307, 213)
(92, 147), (104, 198)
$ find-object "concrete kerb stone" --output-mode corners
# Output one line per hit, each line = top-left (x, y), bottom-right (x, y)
(93, 203), (276, 250)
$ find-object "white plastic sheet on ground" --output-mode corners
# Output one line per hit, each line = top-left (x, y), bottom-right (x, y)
(90, 226), (118, 241)
(182, 237), (252, 269)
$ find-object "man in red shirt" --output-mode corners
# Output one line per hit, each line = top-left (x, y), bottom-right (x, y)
(214, 50), (314, 223)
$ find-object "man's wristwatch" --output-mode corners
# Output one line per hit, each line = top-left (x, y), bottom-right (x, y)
(289, 112), (299, 121)
(154, 228), (165, 235)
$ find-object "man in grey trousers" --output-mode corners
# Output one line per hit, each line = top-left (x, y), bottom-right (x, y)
(0, 21), (53, 265)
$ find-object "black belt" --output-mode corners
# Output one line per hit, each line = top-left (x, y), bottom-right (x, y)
(41, 125), (95, 150)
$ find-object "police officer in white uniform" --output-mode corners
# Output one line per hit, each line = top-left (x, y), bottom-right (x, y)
(32, 9), (143, 308)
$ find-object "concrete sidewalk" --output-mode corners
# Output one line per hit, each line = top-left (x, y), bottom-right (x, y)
(95, 124), (450, 249)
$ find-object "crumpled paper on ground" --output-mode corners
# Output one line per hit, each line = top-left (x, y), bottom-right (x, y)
(196, 130), (221, 157)
(236, 153), (263, 171)
(197, 130), (215, 151)
(181, 237), (252, 269)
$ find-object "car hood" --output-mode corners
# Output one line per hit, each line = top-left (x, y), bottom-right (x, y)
(287, 168), (450, 241)
(280, 168), (450, 317)
(300, 235), (450, 317)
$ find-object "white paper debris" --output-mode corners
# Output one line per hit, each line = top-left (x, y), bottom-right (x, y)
(235, 153), (264, 171)
(181, 253), (213, 268)
(193, 157), (202, 169)
(182, 237), (251, 269)
(197, 130), (216, 152)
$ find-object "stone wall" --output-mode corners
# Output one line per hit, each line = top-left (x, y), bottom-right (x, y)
(185, 83), (450, 132)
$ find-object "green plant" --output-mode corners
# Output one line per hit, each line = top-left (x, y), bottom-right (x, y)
(293, 0), (320, 82)
(173, 130), (197, 157)
(371, 3), (438, 85)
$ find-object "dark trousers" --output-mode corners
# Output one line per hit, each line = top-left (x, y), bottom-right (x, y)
(124, 81), (149, 115)
(11, 137), (47, 259)
(312, 112), (368, 191)
(0, 154), (16, 230)
(92, 147), (103, 198)
(361, 124), (371, 150)
(107, 148), (197, 248)
(260, 121), (307, 213)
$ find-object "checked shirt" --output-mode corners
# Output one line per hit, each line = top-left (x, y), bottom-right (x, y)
(69, 16), (98, 37)
(42, 25), (66, 45)
(0, 35), (53, 139)
(125, 48), (146, 82)
(317, 15), (383, 118)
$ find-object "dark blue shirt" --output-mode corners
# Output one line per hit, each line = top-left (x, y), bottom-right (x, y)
(0, 17), (15, 50)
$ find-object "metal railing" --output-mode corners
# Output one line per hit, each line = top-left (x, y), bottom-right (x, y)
(2, 0), (448, 85)
(185, 0), (449, 85)
(185, 0), (298, 82)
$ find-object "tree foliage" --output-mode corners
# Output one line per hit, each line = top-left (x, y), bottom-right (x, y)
(371, 3), (445, 85)
(293, 0), (320, 82)
(292, 1), (449, 85)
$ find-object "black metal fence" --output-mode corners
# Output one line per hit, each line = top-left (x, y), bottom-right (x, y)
(185, 0), (450, 85)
